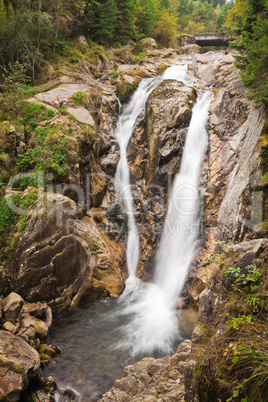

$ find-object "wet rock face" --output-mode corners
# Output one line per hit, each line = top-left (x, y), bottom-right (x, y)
(126, 79), (196, 278)
(0, 331), (41, 402)
(193, 50), (267, 244)
(145, 79), (196, 185)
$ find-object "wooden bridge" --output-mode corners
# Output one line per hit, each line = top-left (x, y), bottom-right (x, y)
(194, 30), (232, 47)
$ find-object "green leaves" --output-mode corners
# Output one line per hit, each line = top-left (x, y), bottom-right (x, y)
(226, 0), (268, 105)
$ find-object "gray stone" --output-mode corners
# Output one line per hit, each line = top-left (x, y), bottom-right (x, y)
(177, 44), (201, 55)
(3, 293), (24, 324)
(67, 107), (95, 126)
(35, 84), (91, 106)
(198, 288), (213, 322)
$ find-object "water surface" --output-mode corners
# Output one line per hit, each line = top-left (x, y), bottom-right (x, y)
(44, 299), (197, 401)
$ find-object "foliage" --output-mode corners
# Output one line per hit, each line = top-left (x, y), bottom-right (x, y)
(0, 61), (29, 118)
(0, 190), (38, 262)
(16, 125), (72, 177)
(82, 0), (117, 43)
(152, 10), (178, 47)
(224, 265), (261, 290)
(71, 91), (87, 107)
(226, 0), (268, 105)
(226, 314), (252, 330)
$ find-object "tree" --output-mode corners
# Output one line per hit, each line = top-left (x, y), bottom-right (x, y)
(83, 0), (117, 43)
(226, 0), (268, 105)
(114, 0), (136, 42)
(0, 0), (17, 14)
(152, 10), (177, 46)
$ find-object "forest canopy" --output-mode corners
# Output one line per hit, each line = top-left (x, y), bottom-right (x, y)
(0, 0), (267, 105)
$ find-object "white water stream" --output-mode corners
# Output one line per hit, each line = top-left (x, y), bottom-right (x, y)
(116, 64), (212, 354)
(115, 64), (194, 282)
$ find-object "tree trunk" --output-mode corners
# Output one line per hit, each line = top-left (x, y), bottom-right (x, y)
(37, 0), (43, 53)
(53, 0), (61, 53)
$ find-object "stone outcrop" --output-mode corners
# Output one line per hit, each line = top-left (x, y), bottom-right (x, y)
(0, 331), (41, 401)
(177, 44), (201, 55)
(134, 38), (157, 53)
(3, 292), (24, 324)
(144, 80), (196, 185)
(200, 50), (267, 243)
(100, 340), (194, 402)
(110, 48), (183, 103)
(126, 79), (196, 278)
(11, 192), (125, 310)
(0, 292), (57, 401)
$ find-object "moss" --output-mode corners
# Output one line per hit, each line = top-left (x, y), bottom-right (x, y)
(116, 81), (136, 104)
(13, 363), (21, 373)
(0, 189), (38, 263)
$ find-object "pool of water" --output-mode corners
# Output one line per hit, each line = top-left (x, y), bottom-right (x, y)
(44, 299), (197, 401)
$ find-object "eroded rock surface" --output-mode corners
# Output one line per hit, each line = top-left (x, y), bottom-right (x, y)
(11, 192), (124, 310)
(99, 340), (194, 402)
(0, 331), (41, 401)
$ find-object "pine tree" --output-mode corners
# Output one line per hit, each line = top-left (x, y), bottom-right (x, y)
(114, 0), (135, 42)
(84, 0), (117, 43)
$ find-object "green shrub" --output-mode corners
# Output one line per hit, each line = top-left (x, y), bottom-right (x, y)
(0, 191), (38, 262)
(16, 125), (72, 177)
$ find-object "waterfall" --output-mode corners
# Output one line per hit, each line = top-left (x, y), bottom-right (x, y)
(155, 90), (213, 305)
(116, 64), (213, 355)
(115, 64), (194, 285)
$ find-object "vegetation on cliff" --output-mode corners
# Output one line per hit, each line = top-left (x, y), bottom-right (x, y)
(226, 0), (268, 105)
(191, 241), (268, 401)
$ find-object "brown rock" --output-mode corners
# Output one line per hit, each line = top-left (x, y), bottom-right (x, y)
(0, 330), (41, 401)
(3, 293), (24, 324)
(3, 321), (17, 333)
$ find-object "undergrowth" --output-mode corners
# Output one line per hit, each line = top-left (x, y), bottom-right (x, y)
(0, 190), (38, 263)
(193, 241), (268, 401)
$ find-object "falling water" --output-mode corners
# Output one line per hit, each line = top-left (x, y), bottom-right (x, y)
(118, 68), (213, 354)
(115, 64), (194, 285)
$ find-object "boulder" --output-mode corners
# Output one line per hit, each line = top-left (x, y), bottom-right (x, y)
(20, 314), (49, 340)
(77, 35), (88, 47)
(3, 321), (17, 333)
(135, 38), (157, 53)
(198, 288), (213, 323)
(177, 44), (201, 55)
(11, 192), (124, 310)
(0, 331), (41, 401)
(67, 107), (95, 126)
(188, 278), (205, 305)
(3, 293), (24, 324)
(35, 84), (92, 107)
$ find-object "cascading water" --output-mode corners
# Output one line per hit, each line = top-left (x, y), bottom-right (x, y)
(117, 66), (213, 355)
(115, 64), (195, 287)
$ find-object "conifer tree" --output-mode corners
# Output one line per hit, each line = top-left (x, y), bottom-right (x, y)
(114, 0), (136, 42)
(84, 0), (117, 43)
